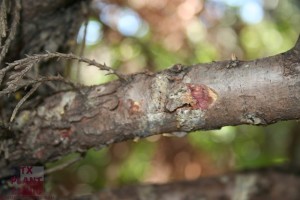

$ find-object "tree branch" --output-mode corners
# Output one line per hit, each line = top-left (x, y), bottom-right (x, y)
(74, 169), (300, 200)
(1, 36), (300, 175)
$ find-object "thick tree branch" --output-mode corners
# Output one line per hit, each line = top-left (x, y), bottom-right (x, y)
(1, 36), (300, 175)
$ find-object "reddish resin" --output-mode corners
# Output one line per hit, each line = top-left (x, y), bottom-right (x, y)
(187, 84), (214, 110)
(60, 128), (73, 139)
(127, 99), (141, 114)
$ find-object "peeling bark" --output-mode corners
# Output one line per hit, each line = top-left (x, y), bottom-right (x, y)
(1, 36), (299, 174)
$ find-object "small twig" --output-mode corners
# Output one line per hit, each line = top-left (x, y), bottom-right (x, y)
(0, 63), (35, 95)
(0, 74), (80, 96)
(10, 82), (41, 123)
(1, 51), (126, 96)
(54, 52), (126, 81)
(0, 0), (8, 39)
(79, 2), (89, 56)
(76, 1), (89, 82)
(1, 51), (124, 125)
(0, 0), (21, 65)
(37, 75), (83, 91)
(7, 75), (84, 125)
(44, 156), (82, 175)
(4, 52), (126, 80)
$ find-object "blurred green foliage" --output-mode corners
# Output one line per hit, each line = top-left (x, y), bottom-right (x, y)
(118, 141), (156, 184)
(188, 121), (295, 170)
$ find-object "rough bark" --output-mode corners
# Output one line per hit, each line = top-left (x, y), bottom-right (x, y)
(0, 36), (299, 175)
(0, 0), (87, 125)
(4, 0), (85, 63)
(0, 0), (88, 177)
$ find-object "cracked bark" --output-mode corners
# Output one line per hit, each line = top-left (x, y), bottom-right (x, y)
(0, 0), (87, 118)
(0, 0), (88, 176)
(1, 36), (300, 175)
(7, 0), (85, 62)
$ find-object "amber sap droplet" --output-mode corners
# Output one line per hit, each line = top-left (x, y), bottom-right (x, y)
(231, 53), (238, 61)
(129, 99), (141, 114)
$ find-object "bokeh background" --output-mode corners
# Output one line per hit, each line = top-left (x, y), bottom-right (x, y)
(46, 0), (300, 196)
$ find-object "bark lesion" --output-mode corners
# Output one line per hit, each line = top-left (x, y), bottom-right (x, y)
(0, 52), (125, 131)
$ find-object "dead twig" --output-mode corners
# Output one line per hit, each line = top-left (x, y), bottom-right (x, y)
(1, 51), (126, 94)
(76, 1), (90, 82)
(0, 0), (21, 65)
(0, 52), (126, 86)
(46, 52), (126, 81)
(10, 82), (41, 123)
(45, 156), (82, 175)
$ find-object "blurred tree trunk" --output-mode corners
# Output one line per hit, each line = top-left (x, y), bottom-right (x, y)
(1, 0), (300, 198)
(1, 0), (86, 69)
(90, 169), (300, 200)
